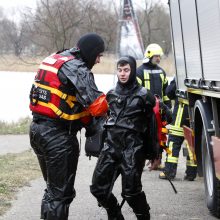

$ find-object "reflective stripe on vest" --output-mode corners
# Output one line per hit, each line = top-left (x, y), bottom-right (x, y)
(32, 99), (90, 120)
(34, 82), (76, 108)
(159, 73), (164, 100)
(143, 70), (150, 89)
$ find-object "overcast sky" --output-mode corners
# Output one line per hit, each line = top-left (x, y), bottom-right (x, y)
(0, 0), (168, 20)
(0, 0), (36, 9)
(0, 0), (168, 9)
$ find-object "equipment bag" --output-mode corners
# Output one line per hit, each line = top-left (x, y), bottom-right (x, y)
(85, 117), (106, 158)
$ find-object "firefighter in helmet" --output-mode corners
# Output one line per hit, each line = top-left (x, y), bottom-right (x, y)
(159, 77), (197, 180)
(137, 43), (171, 109)
(137, 43), (172, 169)
(29, 33), (108, 220)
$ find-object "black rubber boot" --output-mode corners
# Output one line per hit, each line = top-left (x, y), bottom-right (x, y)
(106, 208), (124, 220)
(160, 162), (177, 179)
(40, 189), (49, 219)
(46, 201), (69, 220)
(124, 191), (150, 220)
(136, 213), (150, 220)
(185, 166), (197, 181)
(99, 194), (124, 220)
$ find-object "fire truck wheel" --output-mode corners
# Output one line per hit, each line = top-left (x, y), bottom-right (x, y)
(202, 129), (220, 218)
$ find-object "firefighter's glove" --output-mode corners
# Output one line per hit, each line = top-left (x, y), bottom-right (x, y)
(159, 101), (172, 124)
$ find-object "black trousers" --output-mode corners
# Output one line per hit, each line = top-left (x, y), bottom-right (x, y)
(90, 128), (150, 216)
(29, 120), (79, 220)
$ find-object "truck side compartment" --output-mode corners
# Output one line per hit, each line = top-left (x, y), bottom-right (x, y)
(169, 0), (220, 217)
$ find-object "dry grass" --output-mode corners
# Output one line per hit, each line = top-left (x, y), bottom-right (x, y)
(0, 53), (175, 76)
(0, 55), (41, 72)
(0, 150), (41, 216)
(0, 117), (31, 135)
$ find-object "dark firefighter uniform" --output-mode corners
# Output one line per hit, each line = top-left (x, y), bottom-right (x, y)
(137, 44), (172, 170)
(29, 33), (108, 220)
(137, 62), (171, 108)
(137, 44), (171, 109)
(159, 77), (197, 180)
(90, 56), (157, 220)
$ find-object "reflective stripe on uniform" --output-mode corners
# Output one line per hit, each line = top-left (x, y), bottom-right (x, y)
(167, 141), (178, 163)
(169, 125), (184, 132)
(160, 73), (164, 99)
(143, 70), (150, 89)
(163, 95), (170, 102)
(185, 141), (197, 166)
(151, 69), (163, 74)
(186, 160), (197, 167)
(169, 130), (184, 136)
(167, 156), (178, 163)
(169, 125), (184, 136)
(175, 104), (184, 127)
(164, 77), (168, 84)
(137, 77), (142, 85)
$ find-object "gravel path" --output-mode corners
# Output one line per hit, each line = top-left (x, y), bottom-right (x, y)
(0, 134), (217, 220)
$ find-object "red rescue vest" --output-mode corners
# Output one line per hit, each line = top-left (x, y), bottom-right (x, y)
(153, 97), (171, 154)
(29, 53), (90, 121)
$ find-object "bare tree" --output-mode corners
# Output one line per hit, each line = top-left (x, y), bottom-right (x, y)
(0, 0), (171, 57)
(81, 0), (118, 52)
(20, 0), (90, 56)
(137, 0), (171, 54)
(0, 18), (25, 56)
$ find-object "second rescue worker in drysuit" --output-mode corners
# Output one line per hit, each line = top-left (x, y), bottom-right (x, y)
(90, 56), (157, 220)
(29, 33), (108, 220)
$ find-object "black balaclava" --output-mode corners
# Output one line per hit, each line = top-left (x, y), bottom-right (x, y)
(77, 33), (105, 69)
(116, 55), (138, 94)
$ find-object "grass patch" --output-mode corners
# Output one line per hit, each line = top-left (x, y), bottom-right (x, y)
(0, 117), (31, 135)
(0, 55), (41, 72)
(0, 150), (41, 216)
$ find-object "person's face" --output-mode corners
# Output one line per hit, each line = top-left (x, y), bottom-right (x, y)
(117, 64), (131, 84)
(95, 53), (103, 64)
(151, 55), (161, 65)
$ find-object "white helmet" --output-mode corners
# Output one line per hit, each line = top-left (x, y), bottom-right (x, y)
(143, 43), (164, 63)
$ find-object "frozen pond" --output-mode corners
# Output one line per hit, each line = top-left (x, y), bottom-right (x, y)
(0, 71), (115, 122)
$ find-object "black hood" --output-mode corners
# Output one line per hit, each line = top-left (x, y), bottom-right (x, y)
(77, 33), (105, 69)
(116, 56), (138, 94)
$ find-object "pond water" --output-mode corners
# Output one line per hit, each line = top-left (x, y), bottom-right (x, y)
(0, 71), (115, 122)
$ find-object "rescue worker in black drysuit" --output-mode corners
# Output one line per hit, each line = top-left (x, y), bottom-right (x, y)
(90, 56), (158, 220)
(29, 33), (108, 220)
(159, 77), (197, 180)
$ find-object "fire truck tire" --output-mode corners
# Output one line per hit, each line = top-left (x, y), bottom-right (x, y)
(202, 128), (220, 218)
